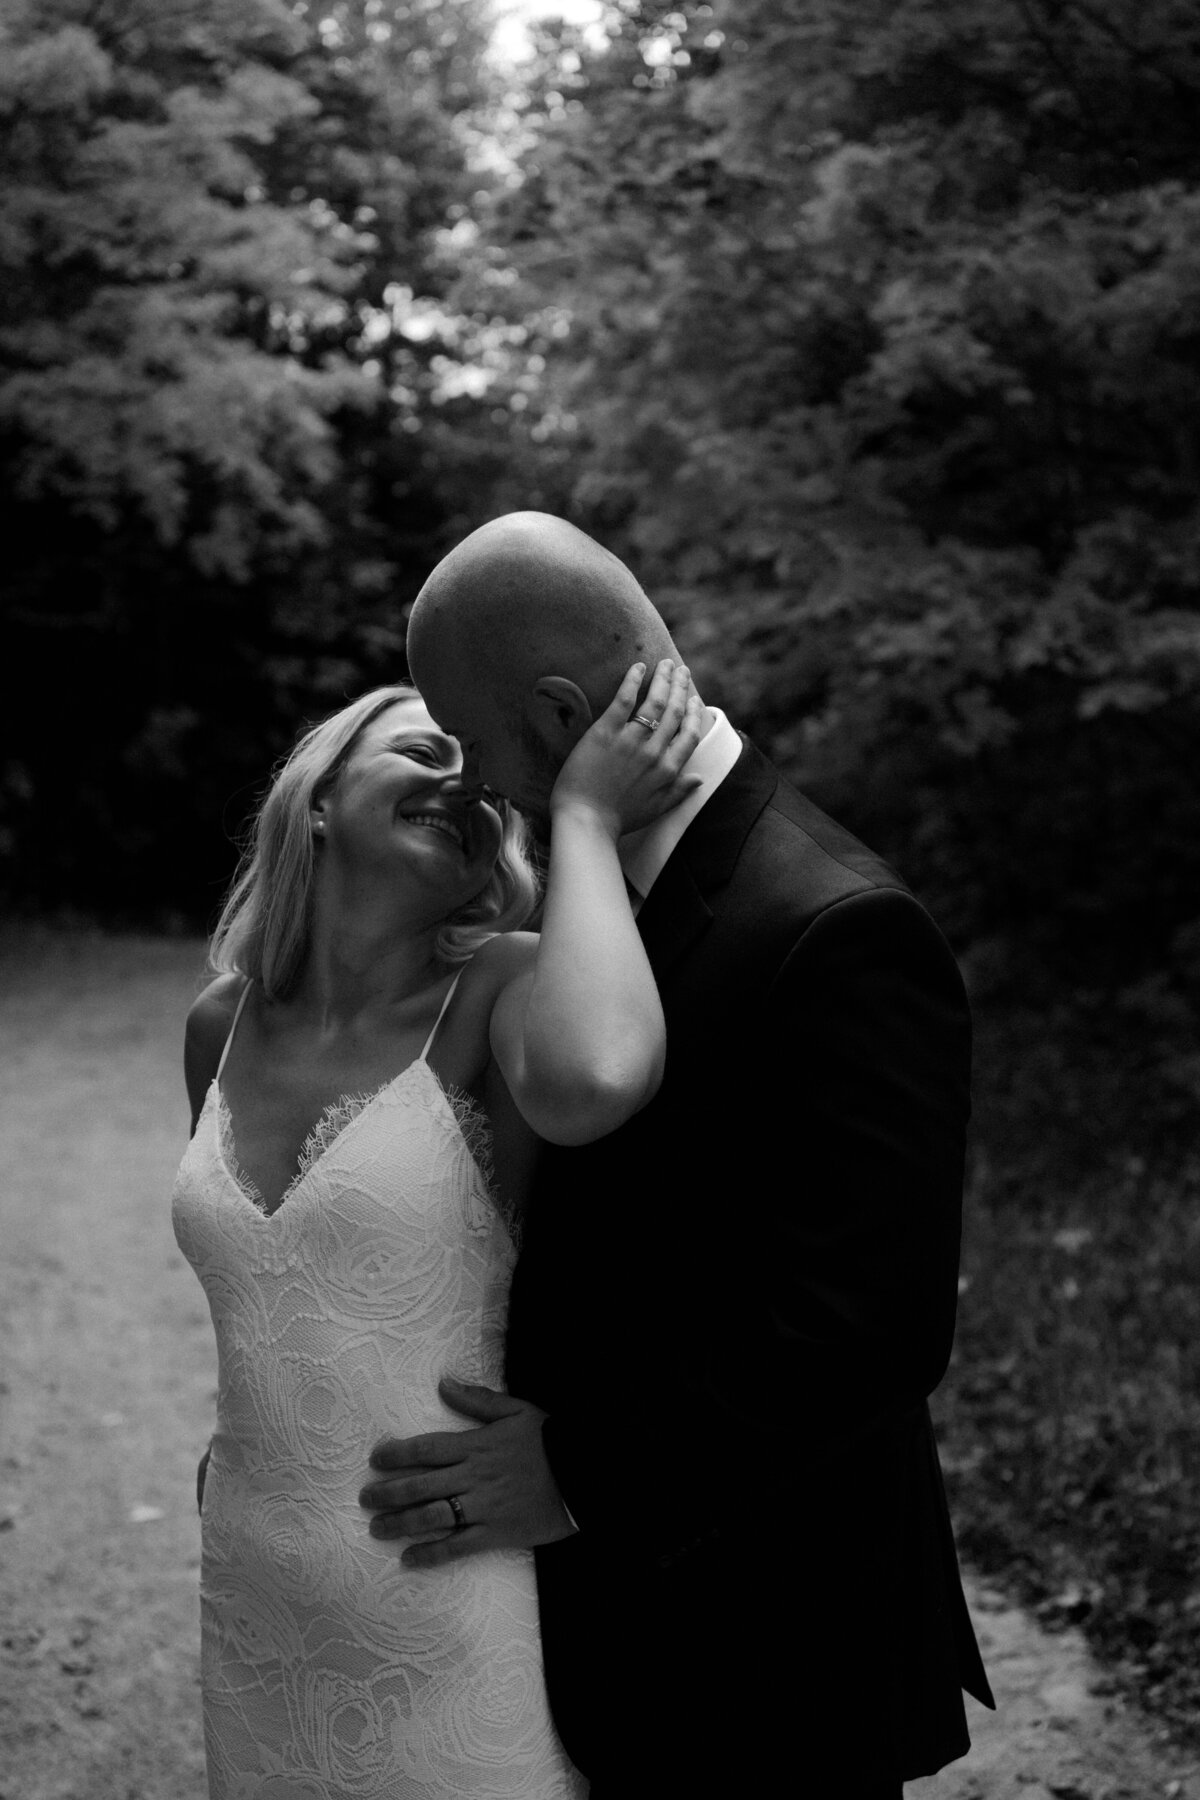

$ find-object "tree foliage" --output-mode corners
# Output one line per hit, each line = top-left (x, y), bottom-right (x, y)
(1, 0), (361, 575)
(2, 0), (1198, 987)
(494, 0), (1200, 977)
(0, 0), (493, 915)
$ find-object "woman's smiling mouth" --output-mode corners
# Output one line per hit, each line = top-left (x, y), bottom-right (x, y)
(399, 810), (466, 852)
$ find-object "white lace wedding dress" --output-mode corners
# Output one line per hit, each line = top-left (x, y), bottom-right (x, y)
(172, 979), (586, 1799)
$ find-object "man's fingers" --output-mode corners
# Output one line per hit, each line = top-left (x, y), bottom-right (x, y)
(359, 1468), (450, 1511)
(368, 1432), (469, 1473)
(368, 1499), (456, 1538)
(402, 1527), (487, 1570)
(369, 1511), (414, 1539)
(437, 1375), (520, 1422)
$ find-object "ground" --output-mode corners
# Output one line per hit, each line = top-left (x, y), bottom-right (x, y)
(1, 929), (1197, 1800)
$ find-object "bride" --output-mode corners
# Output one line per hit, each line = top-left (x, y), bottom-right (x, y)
(172, 657), (700, 1799)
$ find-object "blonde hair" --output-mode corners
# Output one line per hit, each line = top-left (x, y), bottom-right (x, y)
(209, 685), (540, 999)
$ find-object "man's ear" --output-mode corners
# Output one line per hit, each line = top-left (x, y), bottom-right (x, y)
(531, 676), (594, 751)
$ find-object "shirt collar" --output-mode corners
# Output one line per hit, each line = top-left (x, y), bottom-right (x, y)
(618, 707), (742, 904)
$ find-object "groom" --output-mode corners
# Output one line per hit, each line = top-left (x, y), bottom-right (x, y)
(360, 512), (993, 1797)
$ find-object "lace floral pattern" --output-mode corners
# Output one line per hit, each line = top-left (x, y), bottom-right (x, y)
(173, 1063), (581, 1800)
(215, 1081), (395, 1218)
(214, 1074), (518, 1240)
(441, 1081), (522, 1249)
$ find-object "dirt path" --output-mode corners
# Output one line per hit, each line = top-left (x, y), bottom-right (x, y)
(0, 930), (213, 1800)
(907, 1587), (1199, 1800)
(1, 930), (1197, 1800)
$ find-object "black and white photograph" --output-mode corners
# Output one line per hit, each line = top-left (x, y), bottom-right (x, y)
(1, 2), (1198, 1796)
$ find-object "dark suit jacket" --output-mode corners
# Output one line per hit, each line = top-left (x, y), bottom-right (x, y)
(505, 738), (992, 1791)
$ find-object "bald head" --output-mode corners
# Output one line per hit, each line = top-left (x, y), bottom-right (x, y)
(404, 513), (683, 820)
(407, 512), (676, 708)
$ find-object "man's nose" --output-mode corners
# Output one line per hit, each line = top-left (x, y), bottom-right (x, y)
(455, 748), (488, 800)
(444, 757), (486, 802)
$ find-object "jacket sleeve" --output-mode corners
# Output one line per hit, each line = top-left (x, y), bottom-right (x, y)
(758, 886), (971, 1432)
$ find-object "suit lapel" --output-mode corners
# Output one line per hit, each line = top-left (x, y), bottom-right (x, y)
(636, 737), (778, 982)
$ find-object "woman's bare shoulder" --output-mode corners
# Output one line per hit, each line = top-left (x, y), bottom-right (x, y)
(184, 972), (247, 1107)
(467, 929), (539, 980)
(456, 929), (538, 1005)
(434, 934), (538, 1086)
(187, 971), (247, 1040)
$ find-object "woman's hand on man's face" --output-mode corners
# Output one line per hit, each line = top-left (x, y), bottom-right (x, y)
(548, 658), (705, 839)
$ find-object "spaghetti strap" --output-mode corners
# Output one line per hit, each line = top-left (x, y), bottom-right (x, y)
(216, 981), (253, 1082)
(418, 971), (464, 1064)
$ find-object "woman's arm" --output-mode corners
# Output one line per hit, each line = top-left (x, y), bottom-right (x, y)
(488, 660), (703, 1145)
(181, 973), (245, 1512)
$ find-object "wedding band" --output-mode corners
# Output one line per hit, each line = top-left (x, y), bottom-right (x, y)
(447, 1494), (467, 1530)
(631, 713), (659, 732)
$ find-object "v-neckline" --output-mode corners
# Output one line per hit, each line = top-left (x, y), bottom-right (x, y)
(212, 1058), (429, 1222)
(210, 967), (469, 1223)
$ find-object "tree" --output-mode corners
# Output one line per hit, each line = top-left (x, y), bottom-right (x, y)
(0, 0), (495, 915)
(499, 0), (1200, 976)
(0, 0), (372, 579)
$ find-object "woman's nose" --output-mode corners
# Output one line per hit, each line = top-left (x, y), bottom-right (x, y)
(442, 767), (486, 803)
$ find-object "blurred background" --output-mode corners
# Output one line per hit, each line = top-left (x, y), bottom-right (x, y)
(1, 0), (1198, 1762)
